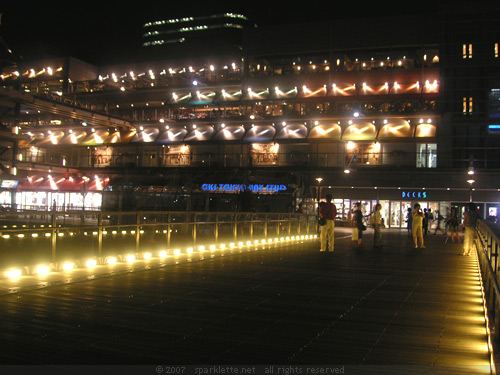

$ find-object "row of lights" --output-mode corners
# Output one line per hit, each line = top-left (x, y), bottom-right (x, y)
(162, 80), (440, 97)
(3, 234), (318, 279)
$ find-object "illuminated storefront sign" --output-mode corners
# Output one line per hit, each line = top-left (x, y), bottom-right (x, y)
(401, 191), (428, 199)
(201, 183), (287, 193)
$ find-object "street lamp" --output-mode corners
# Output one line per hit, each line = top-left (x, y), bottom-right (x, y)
(467, 178), (475, 202)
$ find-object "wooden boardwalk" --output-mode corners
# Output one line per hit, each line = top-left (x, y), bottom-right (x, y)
(0, 228), (494, 373)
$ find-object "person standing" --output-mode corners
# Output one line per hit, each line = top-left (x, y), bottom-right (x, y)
(433, 210), (445, 235)
(412, 203), (425, 248)
(423, 208), (429, 235)
(446, 206), (461, 244)
(462, 203), (478, 256)
(372, 203), (383, 248)
(406, 207), (413, 236)
(319, 194), (337, 252)
(355, 202), (365, 247)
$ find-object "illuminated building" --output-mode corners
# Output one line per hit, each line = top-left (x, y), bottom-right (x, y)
(0, 2), (499, 226)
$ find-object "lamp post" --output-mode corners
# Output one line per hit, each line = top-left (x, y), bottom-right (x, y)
(467, 178), (475, 202)
(467, 156), (475, 202)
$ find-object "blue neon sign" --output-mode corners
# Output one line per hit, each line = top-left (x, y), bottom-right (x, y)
(201, 183), (287, 193)
(402, 191), (427, 199)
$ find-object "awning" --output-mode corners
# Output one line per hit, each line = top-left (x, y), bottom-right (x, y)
(274, 124), (308, 140)
(17, 176), (109, 192)
(241, 88), (270, 101)
(243, 125), (276, 142)
(82, 129), (111, 145)
(156, 126), (188, 143)
(214, 89), (243, 103)
(308, 124), (342, 141)
(415, 123), (436, 138)
(213, 125), (245, 141)
(298, 86), (328, 98)
(184, 125), (214, 141)
(342, 121), (377, 141)
(269, 87), (298, 100)
(189, 90), (217, 105)
(377, 120), (413, 140)
(60, 130), (87, 145)
(131, 127), (160, 143)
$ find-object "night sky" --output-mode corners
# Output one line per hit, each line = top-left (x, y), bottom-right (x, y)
(0, 1), (444, 66)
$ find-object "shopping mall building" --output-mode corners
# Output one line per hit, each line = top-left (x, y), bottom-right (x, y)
(0, 3), (499, 228)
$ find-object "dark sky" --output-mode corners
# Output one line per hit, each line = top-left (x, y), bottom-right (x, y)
(0, 1), (442, 66)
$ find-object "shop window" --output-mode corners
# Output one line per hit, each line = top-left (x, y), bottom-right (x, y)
(250, 143), (279, 166)
(164, 145), (191, 166)
(345, 142), (380, 166)
(417, 143), (437, 168)
(495, 43), (498, 58)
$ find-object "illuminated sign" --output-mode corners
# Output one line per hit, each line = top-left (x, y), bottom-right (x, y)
(201, 183), (287, 193)
(401, 191), (427, 199)
(0, 180), (18, 188)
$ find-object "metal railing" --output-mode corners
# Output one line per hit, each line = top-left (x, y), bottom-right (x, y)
(0, 210), (317, 270)
(475, 219), (500, 367)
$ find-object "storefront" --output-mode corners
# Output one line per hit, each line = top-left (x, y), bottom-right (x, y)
(9, 175), (107, 211)
(318, 187), (500, 229)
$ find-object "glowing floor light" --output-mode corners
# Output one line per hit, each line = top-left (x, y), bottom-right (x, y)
(6, 269), (22, 278)
(107, 257), (117, 265)
(126, 255), (136, 262)
(86, 259), (97, 268)
(62, 262), (74, 270)
(36, 265), (50, 275)
(159, 250), (167, 258)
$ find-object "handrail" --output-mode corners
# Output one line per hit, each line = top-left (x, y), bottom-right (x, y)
(0, 210), (317, 275)
(475, 219), (500, 373)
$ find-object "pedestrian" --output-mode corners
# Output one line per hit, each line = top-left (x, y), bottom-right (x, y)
(355, 202), (366, 247)
(446, 206), (461, 244)
(319, 194), (337, 252)
(372, 203), (383, 248)
(406, 207), (413, 236)
(433, 210), (445, 235)
(412, 203), (425, 248)
(423, 208), (429, 235)
(462, 203), (478, 256)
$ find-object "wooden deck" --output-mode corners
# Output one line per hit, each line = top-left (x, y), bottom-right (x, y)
(0, 228), (494, 373)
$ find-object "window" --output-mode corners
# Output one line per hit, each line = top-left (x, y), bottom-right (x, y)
(463, 96), (473, 114)
(495, 43), (499, 58)
(417, 144), (437, 168)
(463, 43), (472, 59)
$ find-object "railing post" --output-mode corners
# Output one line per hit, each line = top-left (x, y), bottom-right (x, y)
(233, 214), (237, 242)
(193, 213), (197, 248)
(98, 212), (103, 258)
(250, 214), (254, 240)
(215, 214), (219, 243)
(264, 214), (268, 238)
(167, 213), (171, 249)
(51, 212), (57, 263)
(136, 212), (141, 252)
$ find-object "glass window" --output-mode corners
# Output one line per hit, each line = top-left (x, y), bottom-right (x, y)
(417, 144), (437, 168)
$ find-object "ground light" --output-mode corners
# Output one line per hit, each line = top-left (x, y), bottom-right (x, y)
(0, 234), (317, 280)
